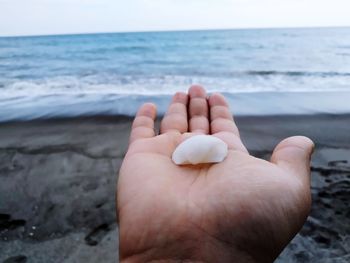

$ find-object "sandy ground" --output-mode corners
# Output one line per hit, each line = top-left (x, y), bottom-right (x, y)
(0, 114), (349, 263)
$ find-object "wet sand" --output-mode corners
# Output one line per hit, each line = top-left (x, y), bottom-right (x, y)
(0, 114), (349, 263)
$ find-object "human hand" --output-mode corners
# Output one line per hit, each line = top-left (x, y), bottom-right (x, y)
(117, 85), (314, 262)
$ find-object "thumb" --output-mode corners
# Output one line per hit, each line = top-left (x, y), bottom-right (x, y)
(271, 136), (314, 184)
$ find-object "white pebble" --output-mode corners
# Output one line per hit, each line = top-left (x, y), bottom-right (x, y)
(172, 135), (228, 165)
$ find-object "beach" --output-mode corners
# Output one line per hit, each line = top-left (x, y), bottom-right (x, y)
(1, 27), (350, 262)
(0, 114), (349, 263)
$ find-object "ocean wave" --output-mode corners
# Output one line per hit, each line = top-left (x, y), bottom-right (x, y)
(337, 53), (350, 57)
(80, 46), (153, 55)
(0, 73), (349, 122)
(337, 45), (350, 49)
(1, 72), (350, 100)
(1, 28), (350, 122)
(1, 91), (350, 122)
(243, 71), (350, 77)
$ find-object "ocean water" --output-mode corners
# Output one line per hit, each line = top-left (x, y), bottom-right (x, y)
(1, 27), (350, 121)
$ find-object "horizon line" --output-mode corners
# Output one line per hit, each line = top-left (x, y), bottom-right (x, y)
(1, 25), (350, 38)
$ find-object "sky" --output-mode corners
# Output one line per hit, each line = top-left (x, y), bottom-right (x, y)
(1, 0), (350, 36)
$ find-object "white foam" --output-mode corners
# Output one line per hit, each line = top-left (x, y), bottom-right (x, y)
(2, 72), (350, 100)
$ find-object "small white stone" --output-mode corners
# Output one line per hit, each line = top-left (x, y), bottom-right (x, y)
(172, 135), (228, 165)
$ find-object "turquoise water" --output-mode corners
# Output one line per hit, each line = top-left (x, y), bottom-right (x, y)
(0, 27), (350, 121)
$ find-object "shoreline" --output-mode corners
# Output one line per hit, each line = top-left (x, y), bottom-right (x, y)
(2, 91), (350, 123)
(0, 114), (349, 262)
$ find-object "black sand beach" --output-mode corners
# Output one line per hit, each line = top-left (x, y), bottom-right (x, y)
(0, 114), (349, 263)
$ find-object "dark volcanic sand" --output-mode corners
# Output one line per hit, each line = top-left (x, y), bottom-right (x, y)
(0, 115), (349, 263)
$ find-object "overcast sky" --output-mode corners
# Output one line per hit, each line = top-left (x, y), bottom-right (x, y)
(1, 0), (350, 36)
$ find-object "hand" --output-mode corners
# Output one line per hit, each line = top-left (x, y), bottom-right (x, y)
(117, 85), (314, 263)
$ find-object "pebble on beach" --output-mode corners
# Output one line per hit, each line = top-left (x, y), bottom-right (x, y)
(172, 135), (228, 165)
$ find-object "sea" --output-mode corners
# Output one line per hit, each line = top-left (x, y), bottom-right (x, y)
(1, 27), (350, 122)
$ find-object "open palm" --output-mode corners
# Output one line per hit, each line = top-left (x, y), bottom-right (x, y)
(117, 86), (314, 262)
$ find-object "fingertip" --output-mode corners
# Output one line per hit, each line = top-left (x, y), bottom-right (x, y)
(188, 85), (207, 98)
(209, 93), (230, 108)
(172, 92), (188, 104)
(137, 103), (157, 119)
(274, 136), (315, 157)
(271, 136), (315, 184)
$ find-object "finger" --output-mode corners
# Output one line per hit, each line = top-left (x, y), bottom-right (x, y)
(160, 92), (188, 133)
(208, 93), (240, 136)
(129, 103), (157, 144)
(188, 85), (209, 134)
(271, 136), (314, 184)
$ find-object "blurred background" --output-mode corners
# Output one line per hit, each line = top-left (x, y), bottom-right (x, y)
(0, 1), (349, 262)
